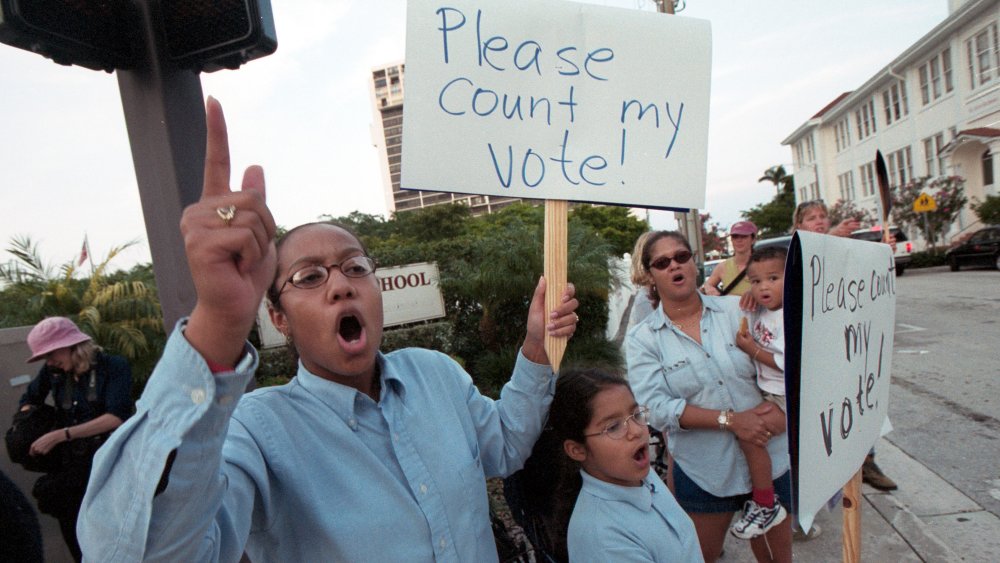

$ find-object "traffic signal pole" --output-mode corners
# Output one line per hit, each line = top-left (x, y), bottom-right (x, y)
(2, 0), (277, 330)
(117, 1), (204, 329)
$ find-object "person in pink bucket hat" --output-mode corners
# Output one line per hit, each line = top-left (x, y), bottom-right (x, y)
(18, 317), (133, 562)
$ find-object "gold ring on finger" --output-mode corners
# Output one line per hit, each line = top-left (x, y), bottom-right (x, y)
(216, 205), (237, 227)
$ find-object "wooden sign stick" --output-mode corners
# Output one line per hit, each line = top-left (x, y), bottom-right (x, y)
(842, 469), (863, 562)
(544, 199), (569, 372)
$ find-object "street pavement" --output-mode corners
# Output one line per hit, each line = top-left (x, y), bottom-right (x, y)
(725, 436), (1000, 561)
(725, 266), (1000, 561)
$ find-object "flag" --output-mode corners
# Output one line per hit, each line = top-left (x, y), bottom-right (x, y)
(78, 236), (90, 267)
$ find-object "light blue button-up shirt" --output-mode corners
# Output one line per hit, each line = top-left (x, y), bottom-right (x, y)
(568, 469), (703, 562)
(78, 323), (555, 562)
(626, 295), (789, 498)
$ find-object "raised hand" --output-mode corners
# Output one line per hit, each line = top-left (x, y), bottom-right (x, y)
(522, 277), (579, 365)
(181, 97), (278, 367)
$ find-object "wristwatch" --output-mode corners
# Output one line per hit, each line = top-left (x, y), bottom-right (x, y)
(717, 409), (733, 431)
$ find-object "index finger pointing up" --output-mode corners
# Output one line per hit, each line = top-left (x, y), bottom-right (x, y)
(203, 96), (232, 199)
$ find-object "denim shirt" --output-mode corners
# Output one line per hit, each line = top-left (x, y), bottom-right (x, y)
(568, 470), (703, 563)
(626, 295), (789, 498)
(78, 321), (555, 562)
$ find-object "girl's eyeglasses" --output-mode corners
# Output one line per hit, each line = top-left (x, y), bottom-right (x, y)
(276, 255), (377, 296)
(584, 406), (650, 440)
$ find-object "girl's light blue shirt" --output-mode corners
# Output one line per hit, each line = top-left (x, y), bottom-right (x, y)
(78, 321), (554, 562)
(568, 469), (703, 562)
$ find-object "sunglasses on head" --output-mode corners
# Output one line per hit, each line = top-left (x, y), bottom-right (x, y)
(649, 250), (693, 270)
(796, 198), (825, 210)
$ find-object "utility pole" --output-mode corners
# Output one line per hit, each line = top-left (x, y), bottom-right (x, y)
(655, 0), (706, 267)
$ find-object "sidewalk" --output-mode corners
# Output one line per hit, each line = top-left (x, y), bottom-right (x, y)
(725, 438), (1000, 561)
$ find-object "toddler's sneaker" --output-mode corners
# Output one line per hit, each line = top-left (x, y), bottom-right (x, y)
(730, 498), (787, 539)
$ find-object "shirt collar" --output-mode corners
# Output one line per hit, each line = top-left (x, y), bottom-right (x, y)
(579, 469), (657, 511)
(648, 294), (721, 330)
(293, 352), (401, 418)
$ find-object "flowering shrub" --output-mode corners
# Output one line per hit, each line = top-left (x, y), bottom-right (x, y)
(891, 176), (968, 249)
(829, 199), (875, 228)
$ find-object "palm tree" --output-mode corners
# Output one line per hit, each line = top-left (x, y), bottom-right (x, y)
(0, 236), (163, 367)
(759, 165), (790, 195)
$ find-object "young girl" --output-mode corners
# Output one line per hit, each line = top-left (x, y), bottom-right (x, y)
(547, 368), (703, 562)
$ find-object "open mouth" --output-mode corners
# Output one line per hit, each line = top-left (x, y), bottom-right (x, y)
(633, 444), (649, 465)
(339, 315), (363, 342)
(671, 272), (685, 283)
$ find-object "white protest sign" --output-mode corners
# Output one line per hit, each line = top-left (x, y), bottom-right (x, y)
(785, 231), (896, 532)
(256, 262), (447, 349)
(402, 0), (712, 209)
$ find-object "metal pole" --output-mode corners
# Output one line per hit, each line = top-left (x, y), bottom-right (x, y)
(117, 0), (207, 330)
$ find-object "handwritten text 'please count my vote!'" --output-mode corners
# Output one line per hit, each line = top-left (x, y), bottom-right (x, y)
(426, 7), (685, 190)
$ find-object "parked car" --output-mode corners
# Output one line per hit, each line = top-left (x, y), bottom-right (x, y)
(849, 227), (911, 275)
(754, 235), (793, 251)
(945, 225), (1000, 271)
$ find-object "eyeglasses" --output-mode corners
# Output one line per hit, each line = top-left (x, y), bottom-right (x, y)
(649, 250), (693, 270)
(584, 406), (650, 440)
(276, 255), (377, 295)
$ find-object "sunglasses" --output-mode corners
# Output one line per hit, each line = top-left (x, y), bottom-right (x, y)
(649, 250), (693, 270)
(796, 198), (825, 210)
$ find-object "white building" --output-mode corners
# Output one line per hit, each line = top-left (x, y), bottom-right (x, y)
(782, 0), (1000, 245)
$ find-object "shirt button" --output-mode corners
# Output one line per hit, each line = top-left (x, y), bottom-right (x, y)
(420, 483), (428, 494)
(348, 418), (358, 431)
(393, 433), (400, 442)
(190, 388), (206, 404)
(439, 538), (447, 549)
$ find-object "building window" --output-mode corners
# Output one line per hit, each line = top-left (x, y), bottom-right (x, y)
(838, 171), (856, 201)
(835, 118), (851, 152)
(854, 98), (877, 140)
(859, 162), (876, 197)
(920, 47), (953, 104)
(984, 150), (994, 186)
(796, 136), (815, 164)
(886, 146), (913, 187)
(923, 132), (946, 176)
(881, 80), (909, 126)
(966, 24), (999, 90)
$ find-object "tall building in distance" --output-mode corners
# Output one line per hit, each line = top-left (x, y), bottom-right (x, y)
(369, 62), (527, 216)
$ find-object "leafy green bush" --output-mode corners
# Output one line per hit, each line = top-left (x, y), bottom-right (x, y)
(382, 321), (455, 355)
(255, 346), (297, 388)
(971, 195), (1000, 225)
(909, 250), (947, 269)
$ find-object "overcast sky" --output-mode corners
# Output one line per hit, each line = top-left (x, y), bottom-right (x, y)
(0, 0), (947, 272)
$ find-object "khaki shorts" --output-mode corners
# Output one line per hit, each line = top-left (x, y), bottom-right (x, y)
(762, 391), (786, 413)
